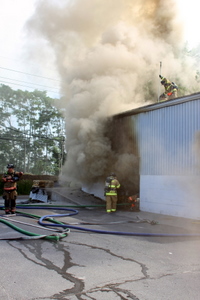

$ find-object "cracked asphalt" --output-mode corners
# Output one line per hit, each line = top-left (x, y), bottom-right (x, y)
(0, 188), (200, 300)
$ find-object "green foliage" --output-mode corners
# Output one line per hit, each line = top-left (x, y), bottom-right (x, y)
(0, 85), (66, 175)
(16, 180), (33, 195)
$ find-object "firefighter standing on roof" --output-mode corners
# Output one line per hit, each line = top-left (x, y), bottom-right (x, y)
(159, 75), (178, 101)
(2, 164), (23, 215)
(105, 173), (120, 213)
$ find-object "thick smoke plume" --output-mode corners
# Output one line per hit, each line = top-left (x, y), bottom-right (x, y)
(26, 0), (199, 187)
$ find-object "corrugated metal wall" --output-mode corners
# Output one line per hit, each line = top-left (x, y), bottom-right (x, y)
(133, 96), (200, 176)
(114, 93), (200, 218)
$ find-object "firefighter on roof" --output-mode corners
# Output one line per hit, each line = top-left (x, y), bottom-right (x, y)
(159, 75), (178, 101)
(2, 164), (23, 215)
(104, 173), (120, 213)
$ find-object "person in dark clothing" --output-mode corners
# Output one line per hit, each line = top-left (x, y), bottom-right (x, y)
(2, 164), (23, 215)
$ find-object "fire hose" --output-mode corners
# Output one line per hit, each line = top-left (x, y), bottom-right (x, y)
(1, 204), (200, 240)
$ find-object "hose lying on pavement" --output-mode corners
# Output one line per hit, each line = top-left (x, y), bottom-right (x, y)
(23, 205), (200, 237)
(0, 205), (77, 240)
(39, 214), (200, 237)
(1, 204), (200, 239)
(0, 217), (68, 240)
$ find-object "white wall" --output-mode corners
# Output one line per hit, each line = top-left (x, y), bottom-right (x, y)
(140, 175), (200, 219)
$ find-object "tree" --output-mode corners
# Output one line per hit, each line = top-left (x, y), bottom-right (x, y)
(0, 85), (66, 175)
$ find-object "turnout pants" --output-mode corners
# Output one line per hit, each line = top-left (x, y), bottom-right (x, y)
(3, 190), (17, 213)
(106, 195), (118, 212)
(168, 91), (177, 100)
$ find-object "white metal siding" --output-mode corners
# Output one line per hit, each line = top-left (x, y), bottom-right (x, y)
(133, 98), (200, 175)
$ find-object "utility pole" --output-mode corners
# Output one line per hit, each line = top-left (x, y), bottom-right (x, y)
(24, 139), (26, 173)
(60, 136), (65, 175)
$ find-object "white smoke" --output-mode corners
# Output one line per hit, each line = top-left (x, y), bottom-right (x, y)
(26, 0), (199, 186)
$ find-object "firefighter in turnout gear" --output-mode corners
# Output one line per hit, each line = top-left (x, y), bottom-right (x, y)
(2, 164), (23, 215)
(105, 173), (120, 213)
(159, 75), (178, 101)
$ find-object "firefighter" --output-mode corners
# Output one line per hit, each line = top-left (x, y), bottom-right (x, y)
(159, 75), (178, 101)
(105, 173), (120, 213)
(2, 164), (23, 215)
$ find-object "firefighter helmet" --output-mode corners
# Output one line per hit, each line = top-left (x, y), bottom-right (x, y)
(161, 79), (167, 85)
(110, 172), (116, 177)
(7, 163), (15, 169)
(161, 78), (170, 86)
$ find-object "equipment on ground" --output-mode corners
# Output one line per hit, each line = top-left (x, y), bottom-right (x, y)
(29, 180), (54, 203)
(128, 195), (140, 211)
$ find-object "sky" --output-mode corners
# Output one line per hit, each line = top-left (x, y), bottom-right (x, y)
(0, 0), (60, 98)
(176, 0), (200, 49)
(0, 0), (199, 100)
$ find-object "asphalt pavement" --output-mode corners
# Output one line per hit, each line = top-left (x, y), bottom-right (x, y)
(0, 187), (200, 300)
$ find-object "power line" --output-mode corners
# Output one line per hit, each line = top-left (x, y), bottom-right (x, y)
(0, 75), (60, 91)
(0, 134), (63, 142)
(0, 55), (57, 73)
(0, 136), (26, 142)
(0, 66), (60, 82)
(5, 127), (65, 142)
(0, 80), (60, 96)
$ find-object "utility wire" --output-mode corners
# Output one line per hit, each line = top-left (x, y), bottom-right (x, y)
(0, 55), (57, 73)
(3, 127), (65, 141)
(0, 135), (63, 142)
(0, 75), (60, 91)
(0, 66), (60, 82)
(0, 80), (60, 96)
(0, 136), (26, 142)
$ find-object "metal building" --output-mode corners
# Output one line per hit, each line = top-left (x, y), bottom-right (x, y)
(114, 92), (200, 219)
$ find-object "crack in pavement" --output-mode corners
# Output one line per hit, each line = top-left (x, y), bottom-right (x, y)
(7, 239), (149, 300)
(70, 241), (149, 278)
(8, 241), (84, 299)
(66, 241), (149, 299)
(75, 286), (141, 300)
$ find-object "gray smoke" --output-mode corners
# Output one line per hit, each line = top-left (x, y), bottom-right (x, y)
(26, 0), (199, 186)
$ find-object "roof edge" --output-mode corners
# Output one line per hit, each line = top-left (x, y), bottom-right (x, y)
(113, 92), (200, 118)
